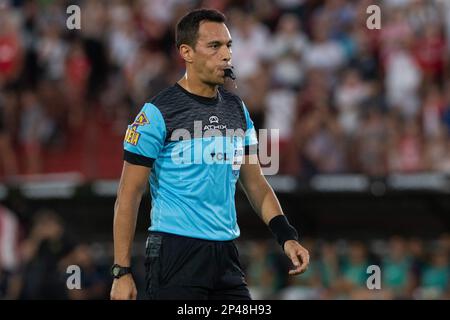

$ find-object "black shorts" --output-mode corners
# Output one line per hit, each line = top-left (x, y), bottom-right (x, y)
(145, 231), (251, 300)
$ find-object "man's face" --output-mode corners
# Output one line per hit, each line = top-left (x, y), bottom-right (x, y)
(191, 21), (232, 86)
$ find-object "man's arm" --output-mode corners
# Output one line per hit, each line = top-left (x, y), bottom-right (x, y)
(110, 161), (150, 300)
(238, 154), (309, 275)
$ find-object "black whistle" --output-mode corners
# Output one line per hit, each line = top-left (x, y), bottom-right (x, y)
(224, 67), (236, 80)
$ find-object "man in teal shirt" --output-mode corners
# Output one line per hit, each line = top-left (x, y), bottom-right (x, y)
(110, 9), (309, 300)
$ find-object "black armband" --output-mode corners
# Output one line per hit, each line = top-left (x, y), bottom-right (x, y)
(124, 150), (155, 168)
(268, 215), (299, 249)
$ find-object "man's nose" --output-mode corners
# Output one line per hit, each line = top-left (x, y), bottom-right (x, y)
(221, 46), (232, 62)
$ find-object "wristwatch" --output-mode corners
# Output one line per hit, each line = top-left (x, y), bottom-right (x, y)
(111, 264), (132, 279)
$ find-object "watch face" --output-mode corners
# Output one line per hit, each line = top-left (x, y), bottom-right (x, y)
(112, 266), (120, 277)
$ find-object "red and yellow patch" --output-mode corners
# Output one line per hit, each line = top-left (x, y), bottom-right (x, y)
(133, 112), (150, 126)
(124, 125), (141, 145)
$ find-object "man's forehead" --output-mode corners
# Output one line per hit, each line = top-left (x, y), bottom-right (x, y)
(197, 21), (232, 42)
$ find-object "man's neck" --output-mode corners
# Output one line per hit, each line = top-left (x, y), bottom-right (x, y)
(177, 74), (218, 98)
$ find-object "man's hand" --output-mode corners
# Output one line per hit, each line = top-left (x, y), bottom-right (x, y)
(284, 240), (310, 276)
(110, 275), (137, 300)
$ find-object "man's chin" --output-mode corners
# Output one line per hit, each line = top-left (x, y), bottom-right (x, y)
(207, 78), (225, 86)
(216, 77), (226, 85)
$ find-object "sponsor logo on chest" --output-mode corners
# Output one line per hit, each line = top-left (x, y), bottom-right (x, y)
(203, 115), (227, 131)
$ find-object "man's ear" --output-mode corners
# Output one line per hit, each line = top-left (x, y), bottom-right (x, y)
(179, 44), (194, 64)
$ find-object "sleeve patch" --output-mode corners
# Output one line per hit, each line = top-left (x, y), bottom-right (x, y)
(133, 112), (150, 126)
(124, 125), (141, 145)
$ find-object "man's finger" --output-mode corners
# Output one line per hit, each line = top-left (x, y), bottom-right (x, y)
(289, 268), (301, 275)
(287, 249), (310, 275)
(289, 250), (301, 268)
(286, 250), (302, 275)
(296, 250), (309, 272)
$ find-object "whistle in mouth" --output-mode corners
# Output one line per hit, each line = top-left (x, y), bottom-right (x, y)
(224, 68), (236, 80)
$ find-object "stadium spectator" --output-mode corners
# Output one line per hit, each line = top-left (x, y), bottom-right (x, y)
(0, 91), (17, 178)
(18, 209), (76, 299)
(0, 205), (20, 299)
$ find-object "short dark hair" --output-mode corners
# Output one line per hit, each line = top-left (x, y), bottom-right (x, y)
(175, 9), (226, 49)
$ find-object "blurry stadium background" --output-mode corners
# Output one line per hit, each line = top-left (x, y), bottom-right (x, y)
(1, 0), (450, 300)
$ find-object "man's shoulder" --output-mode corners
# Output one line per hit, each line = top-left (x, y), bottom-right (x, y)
(148, 84), (182, 110)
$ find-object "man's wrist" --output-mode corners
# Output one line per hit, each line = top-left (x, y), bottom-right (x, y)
(268, 215), (299, 249)
(113, 273), (133, 281)
(111, 264), (132, 279)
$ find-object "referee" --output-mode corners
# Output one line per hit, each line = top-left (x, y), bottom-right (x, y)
(110, 9), (309, 300)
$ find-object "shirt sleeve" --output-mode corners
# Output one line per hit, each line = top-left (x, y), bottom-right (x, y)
(123, 103), (166, 167)
(242, 102), (258, 155)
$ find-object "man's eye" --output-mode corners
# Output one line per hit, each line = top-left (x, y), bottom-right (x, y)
(211, 44), (219, 49)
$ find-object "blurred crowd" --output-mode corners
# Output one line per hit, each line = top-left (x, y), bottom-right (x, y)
(242, 234), (450, 300)
(1, 204), (449, 300)
(2, 0), (450, 179)
(0, 204), (110, 299)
